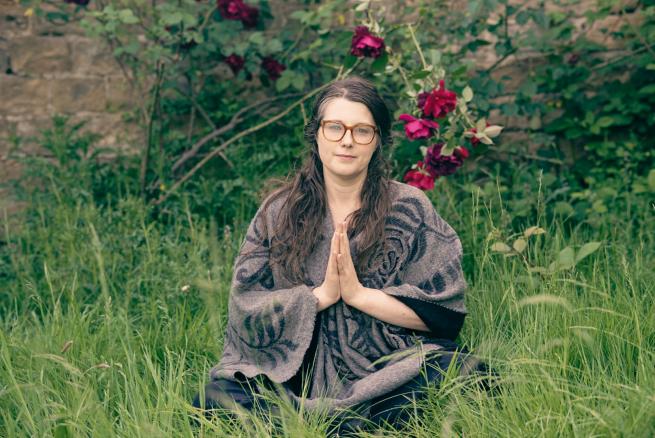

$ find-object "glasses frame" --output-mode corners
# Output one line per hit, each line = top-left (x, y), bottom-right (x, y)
(319, 120), (379, 145)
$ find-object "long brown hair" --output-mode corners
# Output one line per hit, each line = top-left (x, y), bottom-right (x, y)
(257, 76), (394, 284)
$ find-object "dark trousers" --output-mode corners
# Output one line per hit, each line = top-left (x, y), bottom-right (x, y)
(192, 348), (494, 434)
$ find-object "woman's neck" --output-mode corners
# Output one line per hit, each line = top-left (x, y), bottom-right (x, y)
(323, 168), (366, 211)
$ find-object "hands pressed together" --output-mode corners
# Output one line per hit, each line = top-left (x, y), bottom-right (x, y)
(312, 221), (367, 311)
(310, 221), (431, 332)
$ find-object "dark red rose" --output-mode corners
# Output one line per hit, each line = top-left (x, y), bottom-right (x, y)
(218, 0), (242, 19)
(420, 79), (457, 119)
(417, 91), (429, 109)
(239, 3), (259, 28)
(403, 161), (435, 191)
(261, 56), (285, 81)
(453, 145), (469, 160)
(398, 114), (439, 140)
(217, 0), (259, 28)
(225, 53), (245, 75)
(567, 53), (580, 65)
(64, 0), (90, 5)
(350, 26), (385, 59)
(424, 142), (464, 178)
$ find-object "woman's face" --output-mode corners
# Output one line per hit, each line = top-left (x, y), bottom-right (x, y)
(316, 97), (378, 180)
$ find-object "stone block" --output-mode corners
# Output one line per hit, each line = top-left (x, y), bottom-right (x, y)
(20, 117), (54, 143)
(30, 2), (87, 37)
(71, 37), (119, 76)
(79, 113), (139, 147)
(0, 1), (30, 38)
(0, 45), (9, 74)
(51, 78), (106, 113)
(489, 54), (547, 94)
(9, 36), (71, 74)
(105, 76), (136, 112)
(0, 75), (50, 115)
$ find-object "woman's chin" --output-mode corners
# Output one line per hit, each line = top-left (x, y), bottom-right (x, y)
(322, 160), (369, 179)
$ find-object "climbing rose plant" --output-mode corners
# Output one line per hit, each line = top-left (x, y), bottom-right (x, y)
(398, 79), (503, 190)
(343, 8), (503, 191)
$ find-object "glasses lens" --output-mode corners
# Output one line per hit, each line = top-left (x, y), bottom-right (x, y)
(354, 125), (375, 144)
(324, 122), (345, 141)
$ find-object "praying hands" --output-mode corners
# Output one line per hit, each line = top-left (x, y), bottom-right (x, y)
(312, 221), (365, 311)
(311, 222), (430, 332)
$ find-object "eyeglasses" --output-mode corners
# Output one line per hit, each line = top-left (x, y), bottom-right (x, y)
(320, 120), (378, 145)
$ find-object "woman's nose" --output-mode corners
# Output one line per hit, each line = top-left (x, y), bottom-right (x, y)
(341, 129), (354, 146)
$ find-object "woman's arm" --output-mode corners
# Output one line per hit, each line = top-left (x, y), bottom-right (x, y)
(334, 190), (468, 340)
(348, 286), (430, 332)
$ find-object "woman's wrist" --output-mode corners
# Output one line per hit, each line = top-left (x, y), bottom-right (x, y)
(312, 286), (333, 311)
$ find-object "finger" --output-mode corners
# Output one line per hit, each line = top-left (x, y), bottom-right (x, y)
(337, 253), (349, 278)
(330, 238), (338, 267)
(340, 227), (350, 259)
(332, 230), (339, 255)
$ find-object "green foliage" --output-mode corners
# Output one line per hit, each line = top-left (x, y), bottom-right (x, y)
(16, 0), (655, 234)
(7, 115), (138, 207)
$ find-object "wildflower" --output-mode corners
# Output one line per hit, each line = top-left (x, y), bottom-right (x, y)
(403, 160), (436, 191)
(261, 56), (285, 81)
(225, 53), (245, 75)
(424, 143), (465, 178)
(217, 0), (259, 29)
(419, 79), (457, 119)
(350, 26), (385, 58)
(398, 114), (439, 140)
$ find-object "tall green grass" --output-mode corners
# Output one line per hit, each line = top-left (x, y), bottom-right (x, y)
(1, 179), (653, 437)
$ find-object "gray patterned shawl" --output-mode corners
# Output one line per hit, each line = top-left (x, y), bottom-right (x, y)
(210, 180), (468, 420)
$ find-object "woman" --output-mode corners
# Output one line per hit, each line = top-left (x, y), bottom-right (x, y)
(193, 76), (487, 434)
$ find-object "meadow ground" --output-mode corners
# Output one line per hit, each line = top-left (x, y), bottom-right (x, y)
(1, 181), (653, 437)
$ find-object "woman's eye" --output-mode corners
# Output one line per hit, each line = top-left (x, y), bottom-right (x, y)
(356, 127), (373, 135)
(327, 124), (343, 132)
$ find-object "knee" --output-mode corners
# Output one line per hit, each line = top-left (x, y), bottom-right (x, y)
(422, 350), (462, 382)
(424, 351), (500, 394)
(192, 378), (254, 413)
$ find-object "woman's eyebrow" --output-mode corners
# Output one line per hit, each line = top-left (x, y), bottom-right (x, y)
(326, 119), (375, 125)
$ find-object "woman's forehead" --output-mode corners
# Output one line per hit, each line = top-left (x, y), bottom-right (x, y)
(321, 97), (375, 125)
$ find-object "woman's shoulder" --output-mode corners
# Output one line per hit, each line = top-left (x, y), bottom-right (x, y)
(388, 179), (435, 210)
(387, 179), (457, 234)
(252, 186), (291, 223)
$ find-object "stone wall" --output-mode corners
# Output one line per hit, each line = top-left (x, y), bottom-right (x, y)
(0, 0), (137, 214)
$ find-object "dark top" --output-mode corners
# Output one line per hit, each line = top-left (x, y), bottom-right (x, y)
(284, 296), (466, 396)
